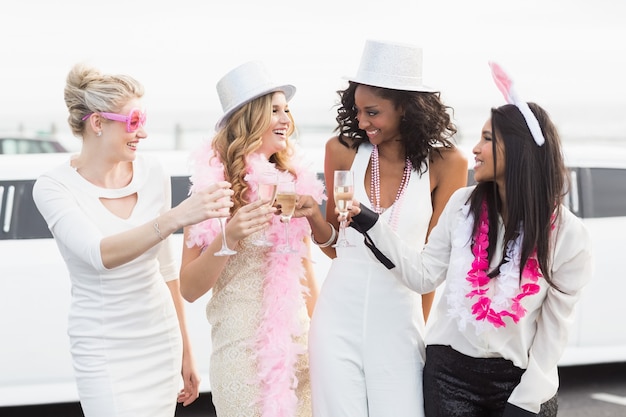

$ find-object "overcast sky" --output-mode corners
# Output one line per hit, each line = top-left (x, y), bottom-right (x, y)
(1, 0), (624, 149)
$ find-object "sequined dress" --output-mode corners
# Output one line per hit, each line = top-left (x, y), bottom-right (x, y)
(186, 149), (323, 417)
(206, 236), (312, 417)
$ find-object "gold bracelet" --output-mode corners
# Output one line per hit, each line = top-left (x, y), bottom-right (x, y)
(311, 222), (337, 248)
(153, 222), (165, 240)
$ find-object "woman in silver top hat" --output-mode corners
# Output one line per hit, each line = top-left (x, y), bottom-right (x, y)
(306, 40), (468, 417)
(179, 61), (324, 417)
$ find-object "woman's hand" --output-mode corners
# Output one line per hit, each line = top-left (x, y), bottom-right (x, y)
(176, 181), (234, 227)
(224, 198), (275, 244)
(177, 352), (200, 406)
(341, 198), (361, 224)
(290, 194), (322, 220)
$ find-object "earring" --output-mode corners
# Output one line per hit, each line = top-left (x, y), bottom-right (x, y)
(97, 131), (102, 137)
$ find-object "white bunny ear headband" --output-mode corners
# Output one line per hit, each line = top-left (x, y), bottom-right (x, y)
(488, 61), (545, 146)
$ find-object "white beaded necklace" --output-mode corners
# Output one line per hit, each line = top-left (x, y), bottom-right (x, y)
(370, 144), (412, 231)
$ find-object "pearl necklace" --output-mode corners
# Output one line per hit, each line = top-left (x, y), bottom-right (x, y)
(370, 144), (412, 231)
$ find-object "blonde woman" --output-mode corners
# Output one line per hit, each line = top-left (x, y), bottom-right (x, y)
(33, 63), (231, 417)
(180, 61), (324, 417)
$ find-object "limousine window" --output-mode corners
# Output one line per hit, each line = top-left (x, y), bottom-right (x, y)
(0, 176), (191, 241)
(171, 176), (191, 234)
(580, 167), (626, 218)
(0, 180), (50, 239)
(564, 167), (626, 219)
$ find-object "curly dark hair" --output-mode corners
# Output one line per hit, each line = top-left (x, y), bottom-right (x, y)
(334, 82), (457, 174)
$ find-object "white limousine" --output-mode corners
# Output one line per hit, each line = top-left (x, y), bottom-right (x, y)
(0, 144), (624, 406)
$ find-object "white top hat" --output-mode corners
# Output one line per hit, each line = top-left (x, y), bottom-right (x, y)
(348, 39), (435, 92)
(215, 60), (296, 130)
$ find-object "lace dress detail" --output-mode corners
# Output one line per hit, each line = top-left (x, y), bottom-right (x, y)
(207, 237), (312, 416)
(187, 145), (322, 417)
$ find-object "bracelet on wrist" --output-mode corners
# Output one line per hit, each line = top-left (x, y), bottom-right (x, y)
(311, 222), (337, 248)
(153, 222), (165, 240)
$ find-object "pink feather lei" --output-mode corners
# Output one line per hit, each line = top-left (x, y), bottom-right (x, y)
(186, 142), (326, 417)
(465, 200), (543, 328)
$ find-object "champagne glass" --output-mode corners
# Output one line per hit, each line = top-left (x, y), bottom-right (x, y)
(275, 181), (297, 253)
(333, 170), (355, 248)
(214, 198), (237, 256)
(252, 171), (278, 247)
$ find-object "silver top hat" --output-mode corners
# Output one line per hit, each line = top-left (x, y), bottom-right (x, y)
(348, 39), (434, 92)
(215, 60), (296, 130)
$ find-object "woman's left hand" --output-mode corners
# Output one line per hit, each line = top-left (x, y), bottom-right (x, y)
(177, 354), (200, 406)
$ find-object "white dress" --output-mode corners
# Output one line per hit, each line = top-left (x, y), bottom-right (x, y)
(32, 155), (182, 417)
(308, 142), (432, 417)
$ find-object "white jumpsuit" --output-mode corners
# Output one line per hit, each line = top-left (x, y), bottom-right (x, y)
(309, 142), (432, 417)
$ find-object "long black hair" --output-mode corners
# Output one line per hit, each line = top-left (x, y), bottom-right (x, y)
(468, 103), (568, 286)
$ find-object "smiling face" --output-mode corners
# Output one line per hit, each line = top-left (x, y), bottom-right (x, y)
(255, 92), (291, 158)
(353, 85), (403, 145)
(472, 118), (506, 188)
(99, 98), (147, 162)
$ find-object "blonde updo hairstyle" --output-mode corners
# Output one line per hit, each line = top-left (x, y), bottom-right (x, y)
(64, 63), (145, 137)
(212, 92), (296, 214)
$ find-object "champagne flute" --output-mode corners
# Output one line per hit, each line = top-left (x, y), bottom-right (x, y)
(252, 171), (278, 247)
(214, 198), (237, 256)
(333, 170), (355, 248)
(275, 181), (297, 253)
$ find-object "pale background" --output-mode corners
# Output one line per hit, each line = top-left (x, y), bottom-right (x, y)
(1, 0), (624, 151)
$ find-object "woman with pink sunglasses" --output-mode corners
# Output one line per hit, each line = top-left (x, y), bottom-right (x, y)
(33, 63), (232, 417)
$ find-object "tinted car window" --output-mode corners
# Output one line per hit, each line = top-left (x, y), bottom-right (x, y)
(584, 167), (626, 218)
(0, 180), (51, 240)
(171, 176), (191, 234)
(1, 176), (192, 240)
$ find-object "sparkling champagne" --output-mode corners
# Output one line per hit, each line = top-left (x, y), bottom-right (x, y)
(334, 185), (354, 214)
(258, 183), (277, 204)
(333, 170), (355, 248)
(276, 192), (297, 218)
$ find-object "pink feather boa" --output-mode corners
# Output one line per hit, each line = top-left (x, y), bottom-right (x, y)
(186, 141), (326, 417)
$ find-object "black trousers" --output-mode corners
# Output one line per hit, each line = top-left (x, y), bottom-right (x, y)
(423, 345), (558, 417)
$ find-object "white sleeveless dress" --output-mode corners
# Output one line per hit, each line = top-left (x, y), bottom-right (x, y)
(309, 142), (432, 417)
